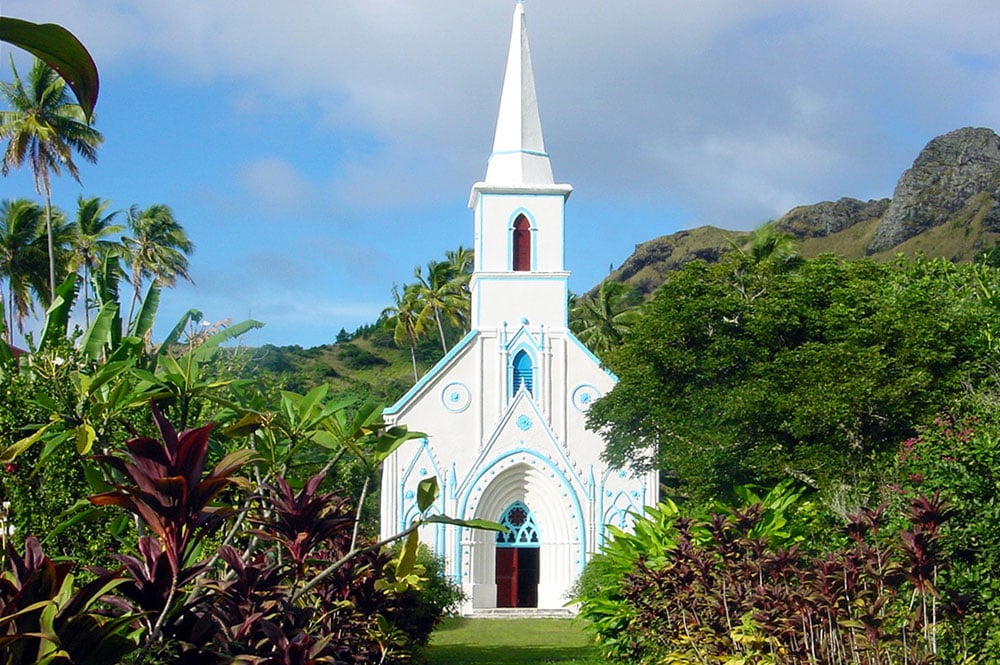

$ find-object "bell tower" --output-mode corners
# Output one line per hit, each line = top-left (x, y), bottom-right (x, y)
(468, 0), (573, 331)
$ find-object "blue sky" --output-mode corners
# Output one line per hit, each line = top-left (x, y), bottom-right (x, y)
(4, 1), (1000, 348)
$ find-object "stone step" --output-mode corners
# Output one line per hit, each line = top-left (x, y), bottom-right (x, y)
(466, 607), (577, 619)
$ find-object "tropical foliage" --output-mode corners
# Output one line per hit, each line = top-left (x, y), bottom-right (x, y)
(570, 279), (642, 355)
(0, 16), (99, 120)
(0, 198), (49, 338)
(0, 290), (487, 663)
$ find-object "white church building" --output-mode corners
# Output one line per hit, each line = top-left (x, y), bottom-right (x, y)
(380, 1), (657, 612)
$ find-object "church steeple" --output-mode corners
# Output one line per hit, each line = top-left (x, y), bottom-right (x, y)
(484, 1), (554, 186)
(469, 1), (571, 332)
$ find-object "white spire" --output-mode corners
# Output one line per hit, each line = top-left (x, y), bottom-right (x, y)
(484, 1), (554, 186)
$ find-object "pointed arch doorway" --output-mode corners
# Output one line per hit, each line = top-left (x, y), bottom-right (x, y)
(495, 501), (540, 608)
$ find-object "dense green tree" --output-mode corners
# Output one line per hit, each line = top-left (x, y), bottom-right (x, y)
(569, 279), (641, 355)
(588, 253), (1000, 504)
(977, 239), (1000, 268)
(68, 195), (123, 327)
(123, 203), (194, 322)
(898, 398), (1000, 658)
(0, 56), (102, 300)
(0, 198), (47, 338)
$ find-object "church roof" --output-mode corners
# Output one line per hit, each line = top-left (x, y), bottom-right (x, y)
(483, 1), (554, 187)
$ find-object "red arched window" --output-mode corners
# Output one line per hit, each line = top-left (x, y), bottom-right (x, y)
(513, 215), (531, 271)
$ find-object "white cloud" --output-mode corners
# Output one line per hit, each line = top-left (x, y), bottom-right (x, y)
(237, 157), (317, 214)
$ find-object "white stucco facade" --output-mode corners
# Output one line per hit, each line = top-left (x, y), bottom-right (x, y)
(380, 2), (657, 612)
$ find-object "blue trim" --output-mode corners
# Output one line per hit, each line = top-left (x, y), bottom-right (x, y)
(440, 381), (472, 413)
(383, 330), (480, 416)
(570, 383), (601, 413)
(496, 501), (541, 548)
(474, 197), (484, 273)
(490, 148), (550, 158)
(566, 330), (618, 381)
(399, 439), (444, 532)
(511, 350), (534, 398)
(471, 273), (568, 283)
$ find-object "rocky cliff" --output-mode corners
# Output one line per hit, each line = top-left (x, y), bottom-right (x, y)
(867, 127), (1000, 253)
(605, 127), (1000, 294)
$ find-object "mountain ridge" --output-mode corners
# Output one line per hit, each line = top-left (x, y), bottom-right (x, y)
(605, 127), (1000, 295)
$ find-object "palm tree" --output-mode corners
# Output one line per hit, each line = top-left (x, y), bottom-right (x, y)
(445, 245), (474, 325)
(0, 198), (48, 340)
(123, 204), (194, 323)
(414, 260), (467, 354)
(570, 279), (642, 355)
(381, 282), (425, 382)
(0, 56), (103, 301)
(737, 221), (802, 273)
(69, 196), (123, 327)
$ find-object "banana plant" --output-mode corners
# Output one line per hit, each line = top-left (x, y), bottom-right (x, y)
(131, 317), (264, 430)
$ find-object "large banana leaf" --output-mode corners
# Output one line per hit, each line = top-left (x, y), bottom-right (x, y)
(0, 17), (99, 120)
(128, 284), (160, 340)
(38, 274), (79, 352)
(191, 319), (264, 362)
(79, 303), (118, 362)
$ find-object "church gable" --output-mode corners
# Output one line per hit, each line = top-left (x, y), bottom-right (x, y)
(460, 389), (586, 496)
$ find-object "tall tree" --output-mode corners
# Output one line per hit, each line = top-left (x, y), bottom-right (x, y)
(69, 195), (123, 327)
(0, 56), (103, 301)
(381, 282), (425, 383)
(123, 203), (194, 323)
(413, 259), (467, 354)
(445, 245), (474, 326)
(0, 198), (47, 340)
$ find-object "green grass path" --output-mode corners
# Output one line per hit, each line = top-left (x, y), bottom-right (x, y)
(424, 617), (604, 665)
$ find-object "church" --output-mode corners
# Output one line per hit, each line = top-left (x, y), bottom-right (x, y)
(380, 1), (657, 613)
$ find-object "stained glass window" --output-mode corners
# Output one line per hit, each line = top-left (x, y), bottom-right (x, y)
(496, 501), (540, 547)
(512, 350), (533, 396)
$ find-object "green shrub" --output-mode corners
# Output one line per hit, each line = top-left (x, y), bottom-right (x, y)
(337, 342), (389, 369)
(386, 543), (466, 647)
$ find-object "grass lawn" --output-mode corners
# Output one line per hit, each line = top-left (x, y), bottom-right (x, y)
(423, 617), (604, 665)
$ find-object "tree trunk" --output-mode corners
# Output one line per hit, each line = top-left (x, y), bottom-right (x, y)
(434, 308), (448, 354)
(44, 193), (56, 302)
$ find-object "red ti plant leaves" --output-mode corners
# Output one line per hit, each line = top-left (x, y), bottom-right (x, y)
(90, 403), (255, 579)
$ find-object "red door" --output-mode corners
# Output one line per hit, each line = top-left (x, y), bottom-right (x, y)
(495, 548), (539, 608)
(496, 548), (518, 607)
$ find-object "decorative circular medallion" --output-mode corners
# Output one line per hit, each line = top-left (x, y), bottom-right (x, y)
(441, 382), (471, 413)
(571, 384), (601, 412)
(516, 414), (532, 431)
